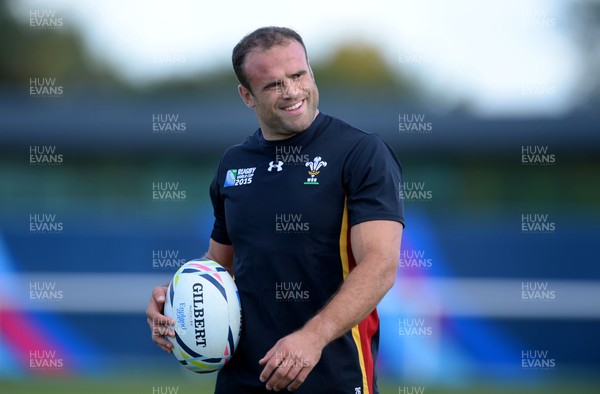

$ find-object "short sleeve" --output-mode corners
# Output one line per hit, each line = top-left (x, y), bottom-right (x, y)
(209, 163), (233, 245)
(343, 133), (405, 227)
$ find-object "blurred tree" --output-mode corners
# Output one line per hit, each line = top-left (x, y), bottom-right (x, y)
(144, 42), (421, 100)
(568, 0), (600, 108)
(0, 0), (119, 87)
(0, 0), (418, 98)
(313, 43), (418, 100)
(0, 0), (21, 82)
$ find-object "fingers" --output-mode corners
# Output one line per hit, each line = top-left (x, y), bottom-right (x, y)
(150, 286), (170, 313)
(259, 351), (276, 382)
(272, 362), (304, 392)
(146, 286), (172, 320)
(147, 316), (174, 337)
(264, 357), (293, 391)
(146, 285), (175, 353)
(153, 332), (175, 353)
(260, 348), (311, 391)
(258, 346), (277, 366)
(287, 367), (310, 391)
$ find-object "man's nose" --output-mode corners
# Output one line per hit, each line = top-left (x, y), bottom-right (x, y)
(279, 78), (302, 98)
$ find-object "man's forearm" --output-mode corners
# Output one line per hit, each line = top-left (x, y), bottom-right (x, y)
(302, 254), (397, 346)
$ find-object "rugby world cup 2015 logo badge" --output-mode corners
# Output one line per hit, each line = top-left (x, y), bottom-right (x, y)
(224, 167), (256, 187)
(304, 156), (327, 185)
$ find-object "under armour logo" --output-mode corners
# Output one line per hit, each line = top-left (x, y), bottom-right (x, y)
(268, 161), (284, 172)
(354, 388), (361, 394)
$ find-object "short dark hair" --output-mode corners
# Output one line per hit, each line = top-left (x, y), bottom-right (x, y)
(232, 26), (308, 92)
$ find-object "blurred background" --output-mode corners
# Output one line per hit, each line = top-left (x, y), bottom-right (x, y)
(1, 0), (599, 393)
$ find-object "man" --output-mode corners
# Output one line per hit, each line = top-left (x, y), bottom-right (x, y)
(146, 26), (404, 393)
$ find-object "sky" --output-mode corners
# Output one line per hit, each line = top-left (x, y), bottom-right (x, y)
(11, 0), (581, 117)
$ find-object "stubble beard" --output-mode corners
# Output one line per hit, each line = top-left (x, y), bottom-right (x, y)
(260, 88), (319, 141)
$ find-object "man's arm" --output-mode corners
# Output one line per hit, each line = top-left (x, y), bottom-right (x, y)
(259, 220), (402, 391)
(146, 239), (234, 352)
(205, 238), (235, 277)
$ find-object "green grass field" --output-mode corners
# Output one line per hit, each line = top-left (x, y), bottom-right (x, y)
(1, 378), (599, 394)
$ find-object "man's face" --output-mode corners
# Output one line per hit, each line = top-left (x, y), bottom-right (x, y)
(238, 40), (319, 141)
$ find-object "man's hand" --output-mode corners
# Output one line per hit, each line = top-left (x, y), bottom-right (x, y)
(258, 327), (326, 391)
(258, 220), (401, 391)
(146, 285), (175, 353)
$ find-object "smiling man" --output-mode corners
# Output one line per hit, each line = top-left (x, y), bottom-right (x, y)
(233, 30), (319, 140)
(147, 26), (404, 394)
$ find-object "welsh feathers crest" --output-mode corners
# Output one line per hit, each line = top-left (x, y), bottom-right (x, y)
(304, 156), (327, 185)
(305, 156), (327, 174)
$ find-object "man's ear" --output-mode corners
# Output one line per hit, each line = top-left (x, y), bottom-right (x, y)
(238, 84), (255, 109)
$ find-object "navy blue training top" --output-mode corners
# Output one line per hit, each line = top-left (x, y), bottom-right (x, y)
(210, 112), (404, 394)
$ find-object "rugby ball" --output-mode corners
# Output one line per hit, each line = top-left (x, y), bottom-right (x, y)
(164, 259), (241, 373)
